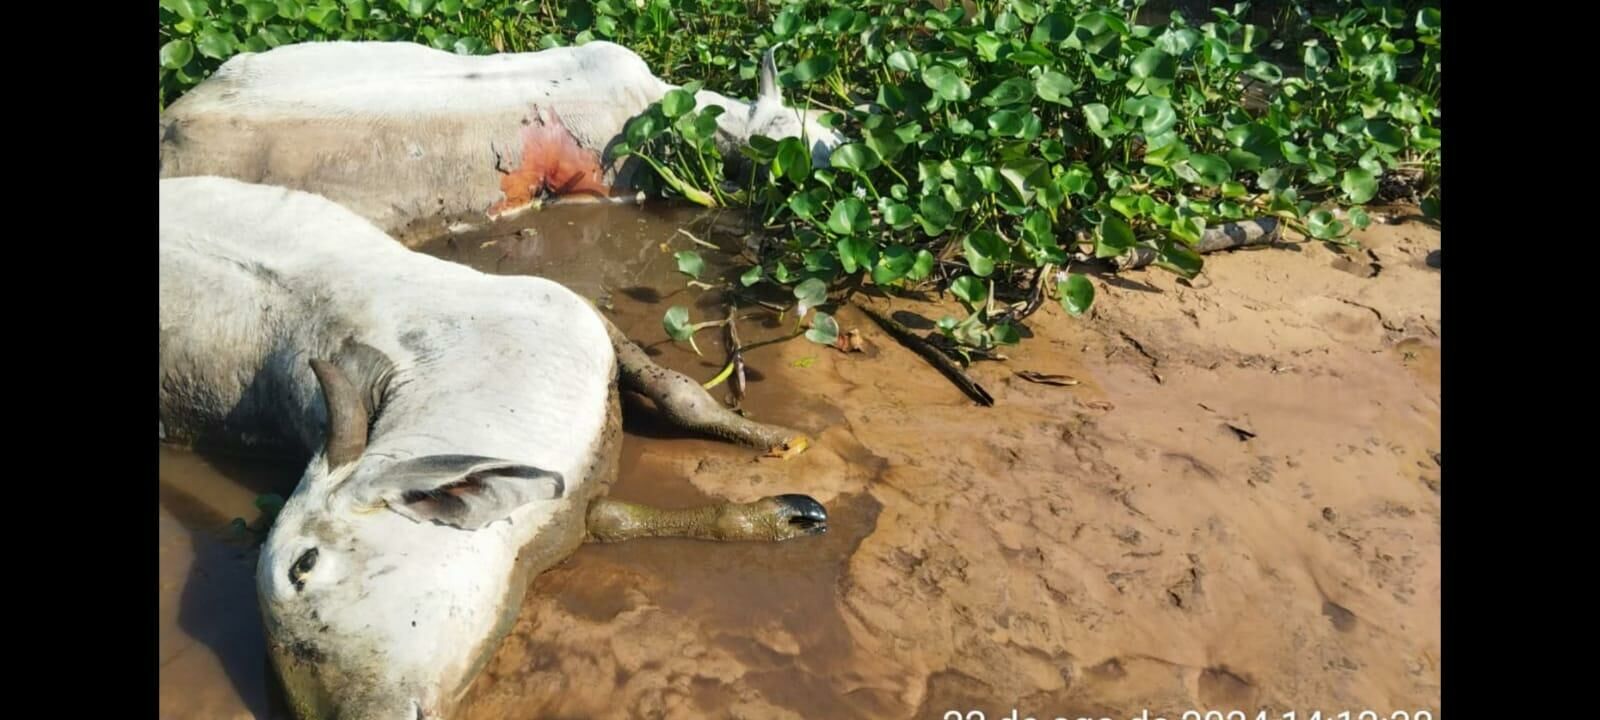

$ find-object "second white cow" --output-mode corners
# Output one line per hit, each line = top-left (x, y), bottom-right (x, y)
(158, 40), (843, 243)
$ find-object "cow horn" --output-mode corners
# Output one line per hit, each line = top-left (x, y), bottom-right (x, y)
(758, 47), (779, 102)
(310, 358), (368, 470)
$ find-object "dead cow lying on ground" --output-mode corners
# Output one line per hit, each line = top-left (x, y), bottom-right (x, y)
(158, 176), (829, 720)
(158, 40), (844, 242)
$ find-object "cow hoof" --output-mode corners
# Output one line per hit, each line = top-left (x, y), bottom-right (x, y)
(770, 494), (828, 538)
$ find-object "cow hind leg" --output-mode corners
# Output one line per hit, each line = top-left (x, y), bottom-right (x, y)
(583, 494), (827, 543)
(600, 315), (809, 456)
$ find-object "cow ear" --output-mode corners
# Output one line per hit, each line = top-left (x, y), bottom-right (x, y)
(757, 47), (781, 106)
(352, 454), (564, 530)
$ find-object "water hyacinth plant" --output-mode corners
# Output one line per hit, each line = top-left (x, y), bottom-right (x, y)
(161, 0), (1440, 355)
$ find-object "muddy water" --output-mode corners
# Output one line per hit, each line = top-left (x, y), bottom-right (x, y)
(159, 448), (300, 719)
(161, 201), (1442, 720)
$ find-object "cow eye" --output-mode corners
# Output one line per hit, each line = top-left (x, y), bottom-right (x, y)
(290, 548), (319, 592)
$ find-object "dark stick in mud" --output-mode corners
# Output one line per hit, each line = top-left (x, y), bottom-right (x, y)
(851, 301), (995, 407)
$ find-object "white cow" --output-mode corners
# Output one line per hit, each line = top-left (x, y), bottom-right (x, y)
(159, 176), (827, 719)
(158, 41), (844, 243)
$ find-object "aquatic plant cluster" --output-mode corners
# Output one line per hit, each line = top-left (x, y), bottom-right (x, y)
(160, 0), (1440, 353)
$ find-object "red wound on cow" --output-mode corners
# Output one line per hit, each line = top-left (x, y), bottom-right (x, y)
(487, 107), (611, 219)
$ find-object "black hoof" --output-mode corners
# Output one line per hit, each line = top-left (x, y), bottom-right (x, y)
(774, 493), (828, 535)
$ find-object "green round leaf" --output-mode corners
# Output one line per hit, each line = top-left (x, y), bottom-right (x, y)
(791, 53), (838, 84)
(822, 7), (856, 33)
(1035, 70), (1077, 105)
(1130, 48), (1176, 81)
(982, 77), (1034, 107)
(1154, 240), (1204, 278)
(886, 50), (919, 73)
(922, 64), (971, 102)
(308, 5), (344, 30)
(827, 197), (871, 235)
(1421, 196), (1440, 220)
(663, 306), (694, 341)
(908, 249), (937, 281)
(1366, 120), (1406, 151)
(1416, 8), (1441, 33)
(674, 250), (705, 280)
(872, 245), (915, 285)
(837, 236), (874, 274)
(1058, 274), (1094, 317)
(196, 31), (236, 60)
(1083, 103), (1116, 137)
(881, 200), (915, 229)
(788, 188), (827, 219)
(773, 138), (811, 185)
(794, 278), (828, 318)
(986, 110), (1027, 137)
(949, 275), (988, 308)
(740, 265), (763, 287)
(1304, 45), (1329, 68)
(661, 88), (696, 118)
(402, 0), (435, 17)
(624, 111), (665, 146)
(917, 194), (956, 234)
(1179, 154), (1232, 187)
(772, 8), (800, 38)
(974, 33), (1004, 63)
(1307, 210), (1348, 240)
(1095, 215), (1136, 258)
(1123, 95), (1176, 135)
(806, 312), (840, 346)
(963, 229), (1007, 277)
(1156, 28), (1199, 56)
(161, 0), (208, 20)
(830, 144), (882, 173)
(160, 40), (195, 70)
(1340, 168), (1378, 204)
(244, 0), (278, 22)
(1245, 61), (1283, 83)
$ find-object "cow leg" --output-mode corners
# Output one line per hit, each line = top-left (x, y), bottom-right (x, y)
(584, 494), (827, 543)
(600, 315), (809, 455)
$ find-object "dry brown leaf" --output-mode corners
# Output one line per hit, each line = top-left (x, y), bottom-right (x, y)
(832, 329), (866, 353)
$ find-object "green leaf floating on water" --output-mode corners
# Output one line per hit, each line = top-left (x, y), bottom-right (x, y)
(674, 251), (704, 280)
(663, 306), (694, 341)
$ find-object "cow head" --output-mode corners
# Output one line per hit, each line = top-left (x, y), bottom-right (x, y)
(257, 357), (565, 719)
(706, 47), (846, 171)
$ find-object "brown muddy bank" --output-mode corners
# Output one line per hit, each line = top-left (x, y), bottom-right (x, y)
(158, 202), (1440, 719)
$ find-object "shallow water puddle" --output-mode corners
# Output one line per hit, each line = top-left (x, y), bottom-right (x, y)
(159, 202), (862, 718)
(159, 447), (300, 719)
